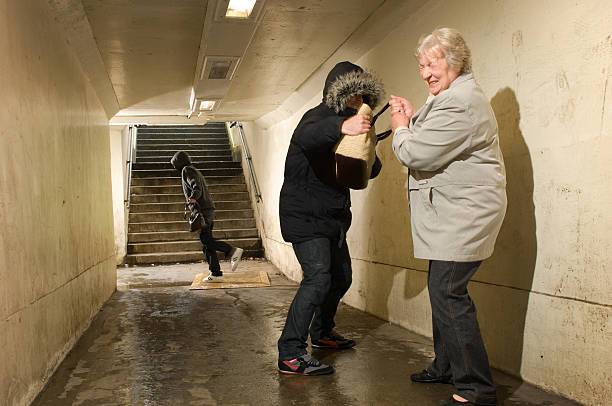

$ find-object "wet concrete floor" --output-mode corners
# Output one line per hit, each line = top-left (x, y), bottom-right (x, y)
(34, 261), (580, 405)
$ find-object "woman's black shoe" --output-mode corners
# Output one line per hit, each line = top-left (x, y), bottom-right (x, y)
(410, 369), (452, 384)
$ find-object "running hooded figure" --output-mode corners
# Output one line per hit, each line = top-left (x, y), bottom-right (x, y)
(171, 151), (243, 280)
(277, 61), (384, 375)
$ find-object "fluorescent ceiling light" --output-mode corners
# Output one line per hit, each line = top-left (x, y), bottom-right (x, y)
(225, 0), (256, 18)
(199, 100), (216, 111)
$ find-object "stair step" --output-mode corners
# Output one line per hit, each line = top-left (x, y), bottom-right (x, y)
(138, 149), (231, 157)
(139, 125), (225, 130)
(132, 168), (242, 178)
(128, 228), (259, 243)
(137, 133), (227, 140)
(128, 218), (256, 233)
(140, 123), (224, 127)
(137, 137), (229, 145)
(130, 184), (247, 195)
(138, 129), (226, 134)
(130, 200), (251, 213)
(138, 124), (225, 128)
(129, 209), (254, 223)
(137, 127), (226, 135)
(125, 249), (264, 265)
(131, 176), (244, 186)
(128, 238), (262, 254)
(135, 156), (233, 163)
(131, 192), (250, 204)
(131, 161), (240, 171)
(137, 144), (231, 151)
(142, 123), (225, 126)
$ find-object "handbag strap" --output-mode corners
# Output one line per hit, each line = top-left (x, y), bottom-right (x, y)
(371, 103), (389, 125)
(370, 103), (392, 142)
(376, 129), (392, 141)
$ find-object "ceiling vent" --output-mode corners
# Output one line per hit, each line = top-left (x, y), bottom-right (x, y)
(201, 56), (240, 80)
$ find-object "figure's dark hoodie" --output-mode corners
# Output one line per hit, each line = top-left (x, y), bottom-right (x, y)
(171, 151), (215, 210)
(279, 61), (384, 243)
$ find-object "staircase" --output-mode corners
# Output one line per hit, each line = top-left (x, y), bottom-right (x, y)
(126, 123), (263, 266)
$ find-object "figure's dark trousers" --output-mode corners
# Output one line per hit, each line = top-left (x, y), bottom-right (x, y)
(427, 260), (497, 405)
(199, 209), (232, 276)
(278, 237), (352, 359)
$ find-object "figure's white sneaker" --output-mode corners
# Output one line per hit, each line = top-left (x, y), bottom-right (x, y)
(204, 272), (223, 282)
(230, 247), (244, 272)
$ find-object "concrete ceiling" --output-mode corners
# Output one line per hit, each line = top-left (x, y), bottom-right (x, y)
(219, 0), (386, 120)
(71, 0), (389, 122)
(82, 0), (207, 117)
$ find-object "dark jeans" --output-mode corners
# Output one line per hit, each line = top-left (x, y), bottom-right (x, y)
(199, 209), (232, 275)
(278, 237), (352, 359)
(427, 260), (497, 405)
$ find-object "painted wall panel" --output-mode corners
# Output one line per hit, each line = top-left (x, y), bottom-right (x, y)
(0, 1), (116, 404)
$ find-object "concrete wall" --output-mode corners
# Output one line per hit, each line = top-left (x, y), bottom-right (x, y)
(243, 0), (612, 404)
(0, 1), (116, 405)
(109, 125), (130, 264)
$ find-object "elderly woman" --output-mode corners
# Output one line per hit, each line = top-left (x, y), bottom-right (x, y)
(389, 28), (506, 406)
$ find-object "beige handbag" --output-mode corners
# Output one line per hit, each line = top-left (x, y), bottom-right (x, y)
(334, 103), (377, 190)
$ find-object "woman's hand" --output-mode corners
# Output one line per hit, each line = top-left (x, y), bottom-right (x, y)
(341, 114), (372, 135)
(389, 95), (413, 131)
(389, 95), (414, 116)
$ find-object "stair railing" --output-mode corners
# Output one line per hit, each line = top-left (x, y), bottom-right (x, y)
(124, 125), (138, 209)
(230, 122), (262, 203)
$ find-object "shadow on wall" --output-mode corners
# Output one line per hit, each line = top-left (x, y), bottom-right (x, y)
(353, 148), (428, 322)
(479, 87), (537, 379)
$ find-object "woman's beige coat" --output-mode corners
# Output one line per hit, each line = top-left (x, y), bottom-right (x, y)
(393, 73), (507, 261)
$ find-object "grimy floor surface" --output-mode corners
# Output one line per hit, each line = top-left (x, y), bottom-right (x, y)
(33, 261), (580, 406)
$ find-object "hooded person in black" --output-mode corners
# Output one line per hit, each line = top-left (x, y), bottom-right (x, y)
(171, 151), (243, 279)
(277, 61), (384, 375)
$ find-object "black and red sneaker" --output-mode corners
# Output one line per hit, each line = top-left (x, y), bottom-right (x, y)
(311, 332), (356, 349)
(278, 354), (334, 376)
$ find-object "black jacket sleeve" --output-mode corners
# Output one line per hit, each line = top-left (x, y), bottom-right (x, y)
(183, 167), (202, 200)
(293, 114), (345, 151)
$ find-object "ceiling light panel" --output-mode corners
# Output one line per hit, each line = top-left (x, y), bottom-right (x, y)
(226, 0), (257, 19)
(199, 100), (217, 111)
(213, 0), (264, 22)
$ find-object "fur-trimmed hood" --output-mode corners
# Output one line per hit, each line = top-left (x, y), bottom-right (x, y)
(323, 61), (384, 114)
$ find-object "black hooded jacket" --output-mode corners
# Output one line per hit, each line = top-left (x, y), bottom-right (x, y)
(171, 151), (215, 210)
(279, 61), (383, 243)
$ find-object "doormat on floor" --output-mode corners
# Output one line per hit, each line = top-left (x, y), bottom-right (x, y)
(189, 271), (271, 290)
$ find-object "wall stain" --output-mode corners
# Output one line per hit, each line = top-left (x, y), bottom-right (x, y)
(556, 71), (570, 90)
(511, 30), (523, 86)
(512, 30), (523, 52)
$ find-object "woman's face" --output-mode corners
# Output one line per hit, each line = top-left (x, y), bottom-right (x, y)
(418, 48), (459, 96)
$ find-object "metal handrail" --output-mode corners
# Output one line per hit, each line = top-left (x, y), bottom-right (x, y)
(124, 125), (137, 208)
(230, 122), (262, 203)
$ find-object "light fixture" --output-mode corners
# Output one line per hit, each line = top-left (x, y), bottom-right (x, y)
(199, 100), (216, 111)
(225, 0), (257, 19)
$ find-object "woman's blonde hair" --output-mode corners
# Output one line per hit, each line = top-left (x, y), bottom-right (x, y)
(415, 28), (472, 74)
